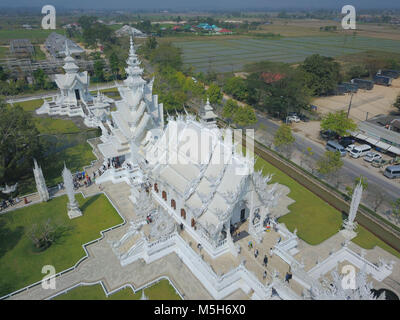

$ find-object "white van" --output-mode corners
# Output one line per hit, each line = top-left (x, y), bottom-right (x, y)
(349, 144), (372, 158)
(326, 140), (347, 157)
(384, 166), (400, 179)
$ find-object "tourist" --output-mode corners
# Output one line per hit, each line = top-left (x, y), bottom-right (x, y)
(254, 248), (259, 258)
(263, 255), (268, 267)
(24, 197), (28, 204)
(270, 248), (273, 257)
(263, 270), (267, 280)
(15, 197), (20, 204)
(285, 270), (292, 283)
(248, 241), (253, 250)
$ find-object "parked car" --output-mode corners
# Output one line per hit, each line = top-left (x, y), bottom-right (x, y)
(338, 136), (355, 148)
(320, 130), (338, 140)
(349, 144), (372, 158)
(384, 165), (400, 179)
(287, 115), (300, 123)
(299, 114), (310, 122)
(363, 152), (382, 163)
(346, 144), (356, 153)
(326, 140), (347, 157)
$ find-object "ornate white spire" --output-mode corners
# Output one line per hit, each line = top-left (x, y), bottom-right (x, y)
(33, 159), (49, 202)
(63, 40), (79, 74)
(342, 181), (362, 239)
(124, 36), (145, 88)
(62, 164), (82, 219)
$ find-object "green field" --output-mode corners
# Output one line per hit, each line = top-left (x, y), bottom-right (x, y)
(0, 194), (123, 296)
(0, 46), (8, 59)
(0, 29), (63, 45)
(255, 156), (400, 258)
(54, 279), (181, 300)
(174, 35), (400, 73)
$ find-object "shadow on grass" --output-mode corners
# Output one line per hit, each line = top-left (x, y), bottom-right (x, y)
(79, 194), (101, 213)
(0, 220), (24, 259)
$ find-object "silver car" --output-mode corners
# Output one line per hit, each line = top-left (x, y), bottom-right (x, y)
(363, 152), (382, 163)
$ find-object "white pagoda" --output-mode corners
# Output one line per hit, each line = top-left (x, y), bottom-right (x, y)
(36, 41), (112, 123)
(33, 159), (50, 202)
(200, 97), (218, 127)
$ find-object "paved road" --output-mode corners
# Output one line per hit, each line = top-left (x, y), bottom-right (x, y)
(254, 111), (400, 203)
(5, 82), (120, 104)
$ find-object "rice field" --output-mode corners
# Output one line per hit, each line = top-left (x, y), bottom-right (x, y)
(174, 35), (400, 73)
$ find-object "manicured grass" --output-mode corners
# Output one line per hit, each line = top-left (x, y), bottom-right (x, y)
(33, 45), (46, 60)
(35, 118), (81, 135)
(0, 29), (61, 44)
(256, 156), (400, 258)
(54, 279), (181, 300)
(0, 46), (8, 58)
(0, 194), (123, 296)
(10, 99), (44, 112)
(255, 157), (342, 245)
(353, 225), (400, 259)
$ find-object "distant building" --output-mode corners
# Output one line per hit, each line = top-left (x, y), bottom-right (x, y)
(115, 25), (146, 38)
(351, 115), (400, 156)
(260, 72), (285, 84)
(9, 39), (34, 58)
(45, 32), (84, 58)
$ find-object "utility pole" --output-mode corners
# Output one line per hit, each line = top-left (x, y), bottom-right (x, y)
(347, 93), (354, 118)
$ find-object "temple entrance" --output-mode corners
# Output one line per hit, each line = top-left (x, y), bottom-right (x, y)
(181, 209), (186, 220)
(240, 209), (246, 222)
(75, 89), (81, 101)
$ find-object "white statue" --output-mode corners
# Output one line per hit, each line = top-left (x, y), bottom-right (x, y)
(33, 159), (49, 202)
(341, 181), (363, 240)
(62, 164), (82, 219)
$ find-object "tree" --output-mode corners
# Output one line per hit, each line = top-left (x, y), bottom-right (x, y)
(366, 185), (386, 212)
(0, 101), (42, 186)
(150, 43), (182, 71)
(301, 54), (341, 96)
(300, 147), (316, 173)
(347, 65), (369, 80)
(346, 176), (368, 199)
(274, 124), (295, 158)
(233, 105), (257, 127)
(109, 52), (120, 79)
(392, 198), (400, 222)
(320, 111), (357, 137)
(222, 99), (238, 120)
(317, 150), (344, 184)
(93, 59), (105, 82)
(207, 83), (222, 105)
(223, 77), (250, 101)
(394, 94), (400, 111)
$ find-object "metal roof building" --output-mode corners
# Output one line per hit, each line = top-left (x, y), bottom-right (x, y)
(44, 32), (84, 58)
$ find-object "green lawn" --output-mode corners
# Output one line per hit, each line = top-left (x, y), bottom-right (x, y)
(10, 99), (43, 112)
(54, 279), (181, 300)
(0, 194), (123, 296)
(0, 46), (8, 59)
(255, 157), (343, 245)
(35, 118), (81, 135)
(0, 29), (62, 45)
(255, 157), (400, 258)
(33, 45), (46, 60)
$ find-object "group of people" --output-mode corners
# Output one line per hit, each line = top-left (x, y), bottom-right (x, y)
(72, 171), (93, 190)
(0, 197), (24, 211)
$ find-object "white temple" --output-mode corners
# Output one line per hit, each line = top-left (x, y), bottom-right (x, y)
(33, 159), (49, 202)
(36, 41), (113, 126)
(59, 37), (395, 300)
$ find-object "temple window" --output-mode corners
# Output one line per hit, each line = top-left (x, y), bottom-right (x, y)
(171, 199), (176, 210)
(181, 209), (186, 220)
(162, 191), (167, 201)
(154, 183), (158, 193)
